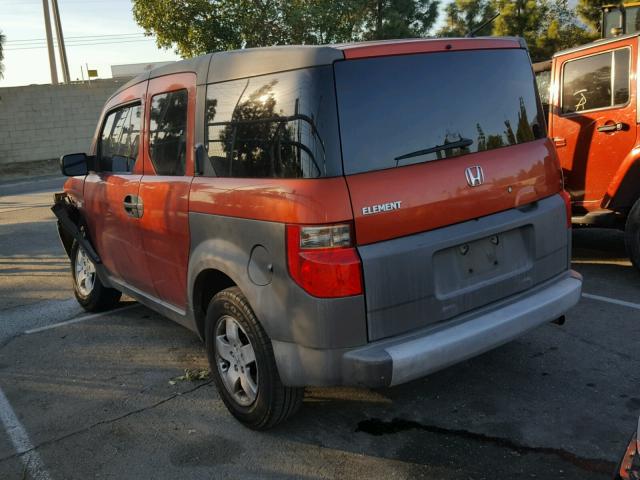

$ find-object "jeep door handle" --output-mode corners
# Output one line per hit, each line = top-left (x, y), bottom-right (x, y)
(553, 137), (567, 147)
(597, 122), (628, 133)
(123, 195), (144, 218)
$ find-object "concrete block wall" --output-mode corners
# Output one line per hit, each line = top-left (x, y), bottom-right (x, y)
(0, 79), (129, 166)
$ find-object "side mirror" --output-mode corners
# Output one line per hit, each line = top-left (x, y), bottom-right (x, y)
(194, 143), (209, 176)
(60, 153), (89, 176)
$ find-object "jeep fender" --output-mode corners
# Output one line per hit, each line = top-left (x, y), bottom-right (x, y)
(603, 144), (640, 212)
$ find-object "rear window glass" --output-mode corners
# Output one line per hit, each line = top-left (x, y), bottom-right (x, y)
(204, 66), (341, 178)
(334, 49), (545, 175)
(149, 89), (188, 176)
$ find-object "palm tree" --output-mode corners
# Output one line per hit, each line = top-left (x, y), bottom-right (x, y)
(0, 30), (5, 79)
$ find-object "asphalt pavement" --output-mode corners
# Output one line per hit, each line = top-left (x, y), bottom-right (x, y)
(0, 176), (639, 479)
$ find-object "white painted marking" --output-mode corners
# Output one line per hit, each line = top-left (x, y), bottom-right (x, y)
(582, 293), (640, 311)
(25, 304), (140, 334)
(0, 387), (51, 480)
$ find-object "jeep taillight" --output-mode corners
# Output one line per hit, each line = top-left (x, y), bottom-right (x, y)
(560, 190), (572, 228)
(286, 224), (363, 298)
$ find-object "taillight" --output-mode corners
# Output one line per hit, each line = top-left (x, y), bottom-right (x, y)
(286, 223), (363, 298)
(560, 190), (572, 228)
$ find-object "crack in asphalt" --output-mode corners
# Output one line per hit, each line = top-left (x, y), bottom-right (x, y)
(0, 380), (213, 464)
(356, 417), (616, 474)
(0, 334), (23, 352)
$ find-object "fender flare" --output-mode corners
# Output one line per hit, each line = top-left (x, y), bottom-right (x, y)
(51, 192), (113, 288)
(51, 192), (100, 263)
(187, 238), (277, 338)
(603, 146), (640, 212)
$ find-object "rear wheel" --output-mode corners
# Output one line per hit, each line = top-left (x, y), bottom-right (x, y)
(70, 240), (121, 311)
(205, 287), (303, 429)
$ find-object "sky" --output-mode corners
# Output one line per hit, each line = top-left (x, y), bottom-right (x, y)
(0, 0), (181, 87)
(0, 0), (580, 88)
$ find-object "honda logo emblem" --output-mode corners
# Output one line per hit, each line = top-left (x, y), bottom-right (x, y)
(465, 166), (484, 187)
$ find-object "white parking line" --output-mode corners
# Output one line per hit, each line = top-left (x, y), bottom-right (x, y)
(24, 304), (141, 334)
(582, 293), (640, 311)
(0, 388), (51, 480)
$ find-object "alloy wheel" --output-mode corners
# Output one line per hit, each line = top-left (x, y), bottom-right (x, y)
(75, 246), (96, 296)
(215, 315), (258, 406)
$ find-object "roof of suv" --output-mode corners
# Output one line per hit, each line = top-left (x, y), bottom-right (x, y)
(111, 36), (525, 99)
(552, 32), (640, 58)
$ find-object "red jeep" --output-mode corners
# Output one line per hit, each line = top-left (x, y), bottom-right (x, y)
(536, 29), (640, 269)
(54, 38), (581, 429)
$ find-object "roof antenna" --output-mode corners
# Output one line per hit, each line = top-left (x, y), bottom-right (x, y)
(467, 12), (500, 37)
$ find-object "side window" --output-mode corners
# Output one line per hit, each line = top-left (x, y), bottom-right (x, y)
(204, 66), (341, 179)
(98, 104), (141, 173)
(561, 48), (630, 114)
(149, 89), (188, 176)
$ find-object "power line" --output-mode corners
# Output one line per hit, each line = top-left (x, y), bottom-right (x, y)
(6, 33), (146, 44)
(2, 0), (132, 5)
(5, 38), (156, 51)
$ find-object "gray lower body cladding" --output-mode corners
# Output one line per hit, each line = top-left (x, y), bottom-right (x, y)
(187, 213), (367, 349)
(273, 269), (582, 387)
(359, 194), (571, 341)
(187, 195), (578, 388)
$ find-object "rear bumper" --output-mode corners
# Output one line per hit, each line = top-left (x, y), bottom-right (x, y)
(273, 269), (582, 387)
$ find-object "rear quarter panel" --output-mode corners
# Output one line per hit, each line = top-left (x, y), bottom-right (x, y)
(187, 177), (367, 349)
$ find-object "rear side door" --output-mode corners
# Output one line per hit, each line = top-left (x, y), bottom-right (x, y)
(550, 38), (637, 211)
(84, 86), (154, 291)
(137, 73), (196, 310)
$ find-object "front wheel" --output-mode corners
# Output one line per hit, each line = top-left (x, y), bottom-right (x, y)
(205, 287), (303, 430)
(70, 240), (121, 311)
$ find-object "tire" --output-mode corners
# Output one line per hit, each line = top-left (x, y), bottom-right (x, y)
(70, 240), (121, 312)
(625, 198), (640, 271)
(205, 287), (303, 430)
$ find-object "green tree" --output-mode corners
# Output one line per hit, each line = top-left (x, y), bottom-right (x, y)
(132, 0), (440, 57)
(283, 0), (369, 44)
(492, 0), (594, 61)
(363, 0), (440, 39)
(438, 0), (496, 37)
(576, 0), (612, 33)
(0, 29), (5, 80)
(534, 0), (596, 59)
(492, 0), (545, 41)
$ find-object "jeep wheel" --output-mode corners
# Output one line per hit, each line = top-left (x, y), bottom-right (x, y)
(205, 287), (303, 429)
(71, 240), (121, 311)
(625, 198), (640, 272)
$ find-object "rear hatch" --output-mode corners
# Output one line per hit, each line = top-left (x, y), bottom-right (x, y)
(334, 46), (567, 341)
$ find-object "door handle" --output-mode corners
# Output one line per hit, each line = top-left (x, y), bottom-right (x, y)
(597, 122), (628, 133)
(553, 137), (567, 147)
(123, 195), (143, 218)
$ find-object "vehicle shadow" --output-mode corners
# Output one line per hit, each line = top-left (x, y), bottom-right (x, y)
(572, 227), (628, 262)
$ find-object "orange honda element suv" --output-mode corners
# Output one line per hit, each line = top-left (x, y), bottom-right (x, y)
(54, 37), (582, 429)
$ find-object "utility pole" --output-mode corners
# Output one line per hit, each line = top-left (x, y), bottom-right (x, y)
(42, 0), (58, 85)
(50, 0), (70, 83)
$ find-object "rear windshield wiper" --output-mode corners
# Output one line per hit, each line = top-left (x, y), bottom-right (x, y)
(394, 138), (474, 164)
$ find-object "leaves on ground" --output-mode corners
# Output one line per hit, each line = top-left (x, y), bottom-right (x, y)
(169, 368), (210, 385)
